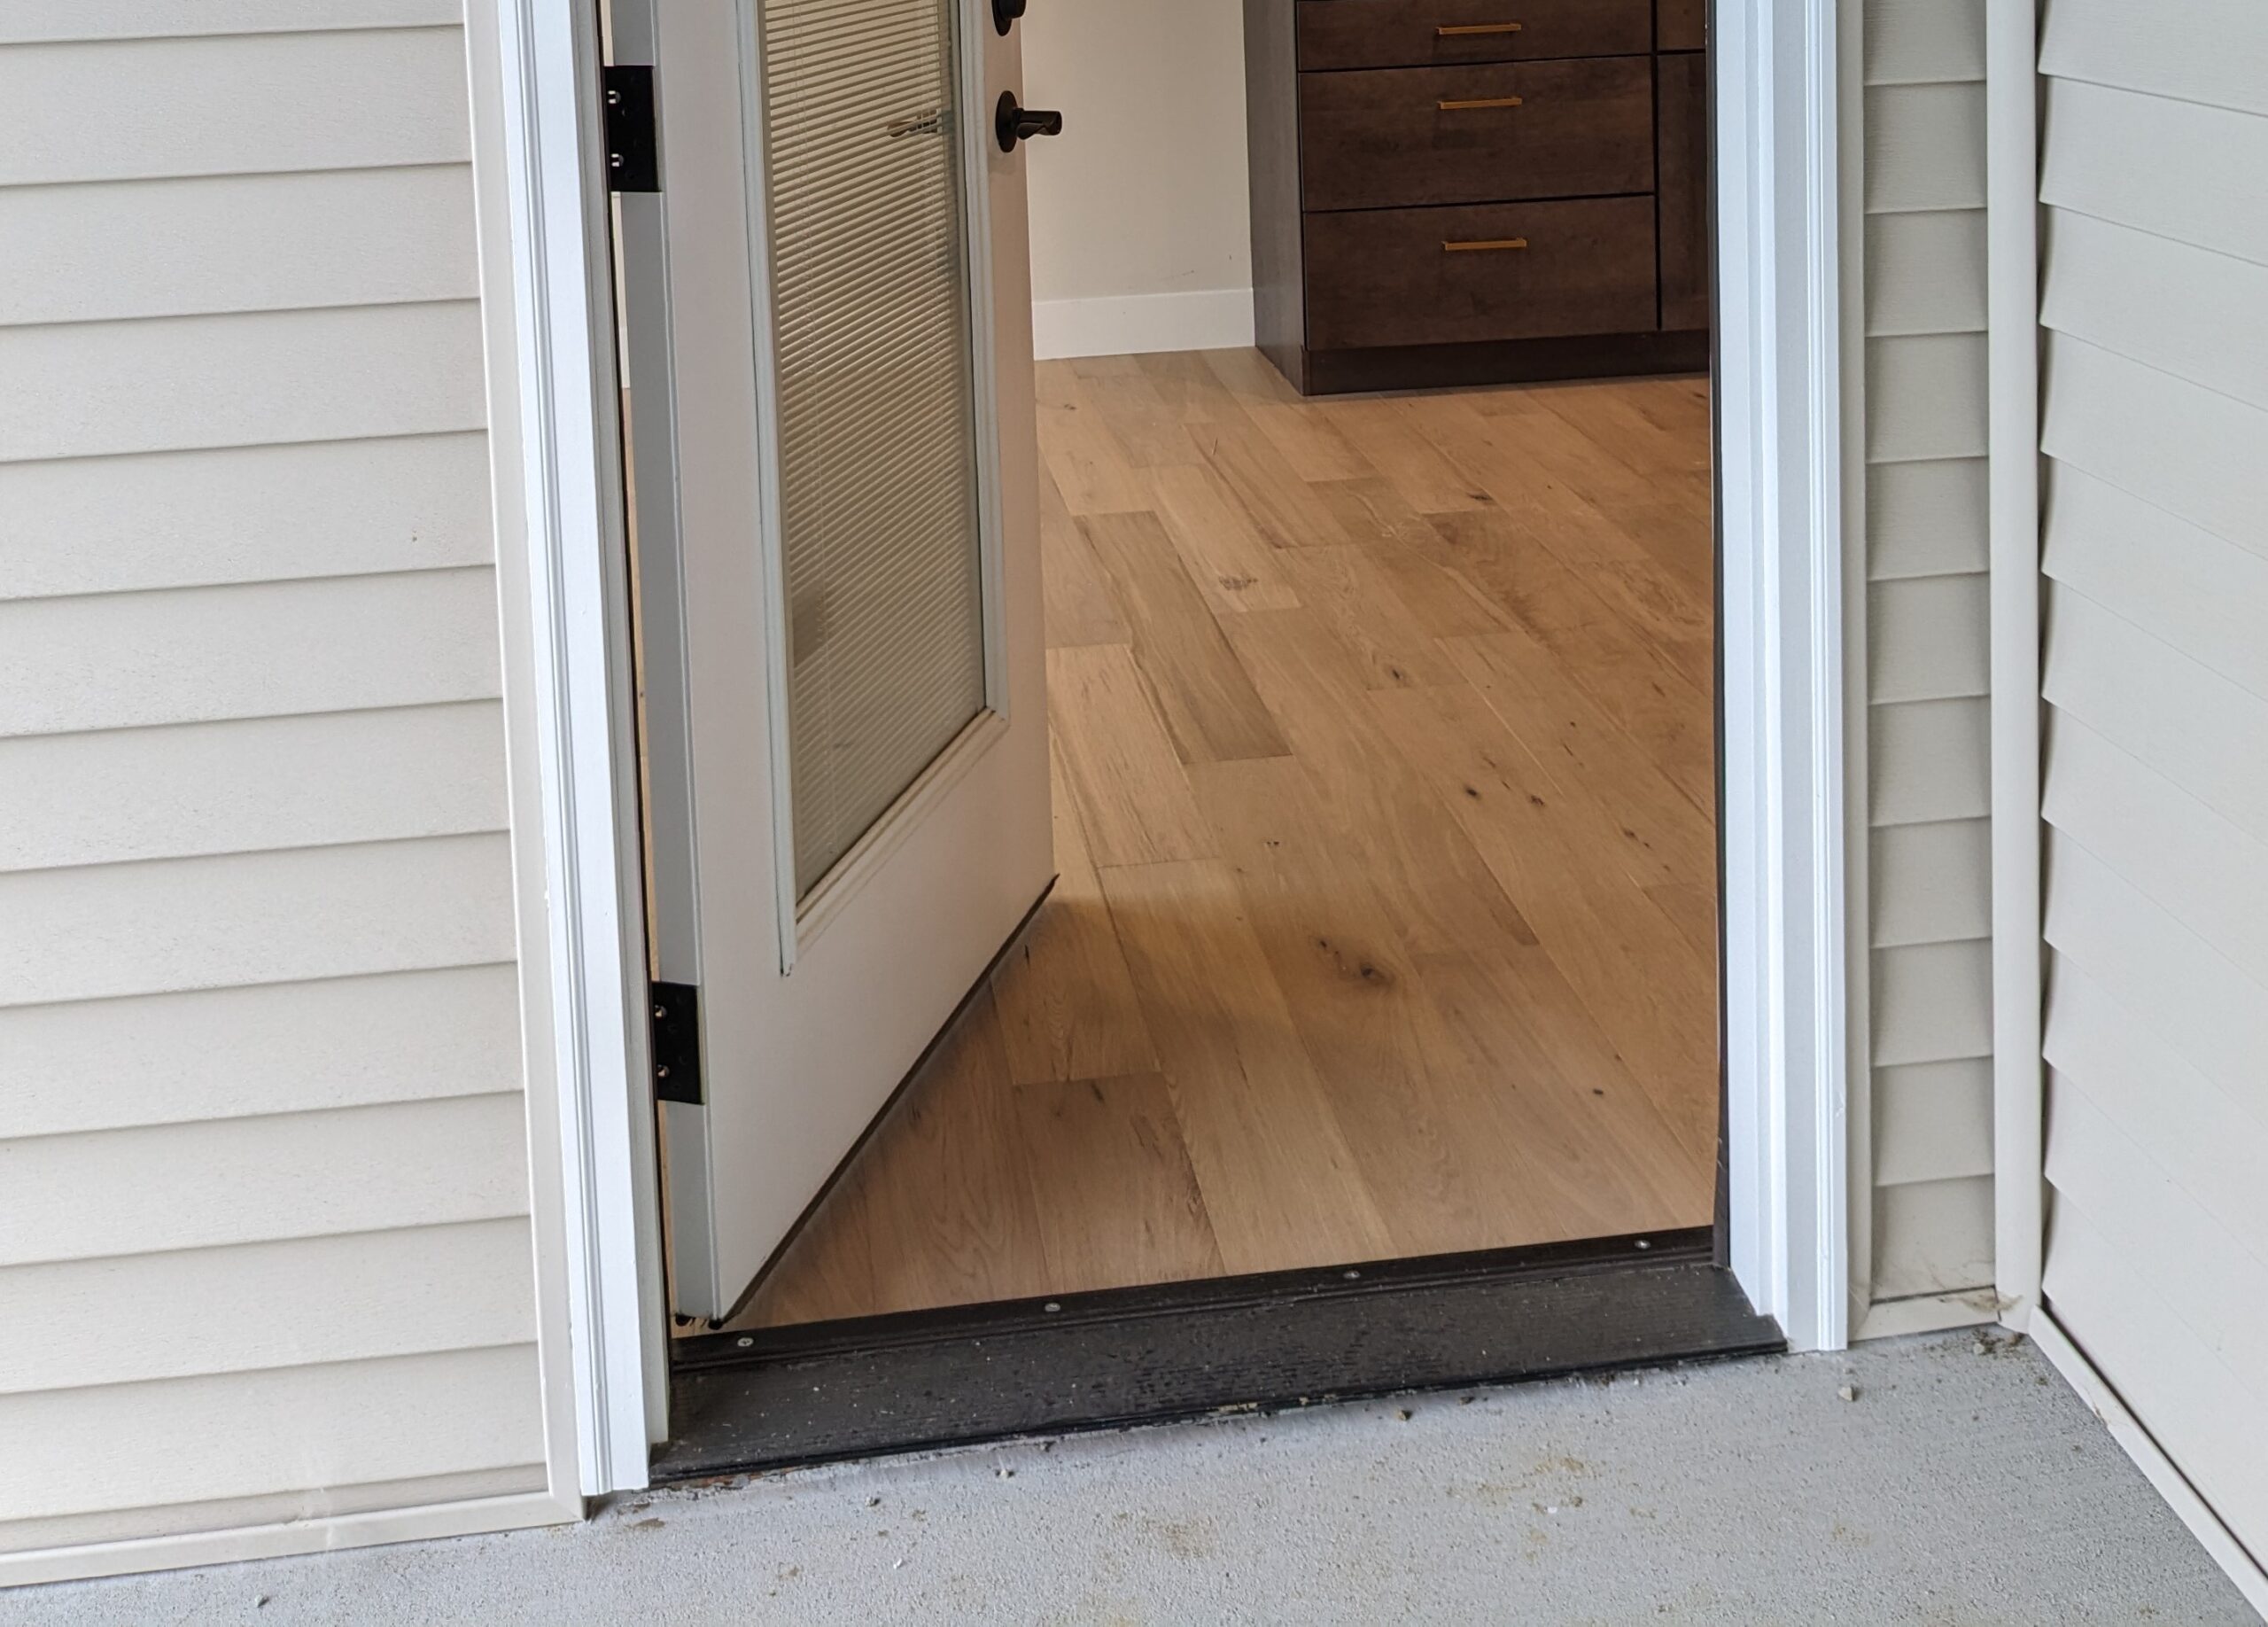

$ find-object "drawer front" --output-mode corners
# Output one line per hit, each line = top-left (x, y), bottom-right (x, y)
(1658, 0), (1706, 51)
(1304, 196), (1658, 350)
(1299, 58), (1655, 212)
(1657, 50), (1708, 330)
(1297, 0), (1652, 72)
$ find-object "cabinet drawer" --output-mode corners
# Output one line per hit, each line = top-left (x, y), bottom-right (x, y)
(1658, 0), (1706, 51)
(1296, 0), (1651, 71)
(1298, 58), (1654, 212)
(1303, 197), (1658, 350)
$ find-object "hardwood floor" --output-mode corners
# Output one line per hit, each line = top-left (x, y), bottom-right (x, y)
(726, 349), (1717, 1332)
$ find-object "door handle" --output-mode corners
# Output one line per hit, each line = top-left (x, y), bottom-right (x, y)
(994, 91), (1063, 152)
(992, 0), (1027, 34)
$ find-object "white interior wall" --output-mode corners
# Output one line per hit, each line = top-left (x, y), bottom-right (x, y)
(1020, 0), (1254, 358)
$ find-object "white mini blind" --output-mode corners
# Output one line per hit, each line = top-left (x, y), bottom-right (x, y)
(757, 0), (988, 898)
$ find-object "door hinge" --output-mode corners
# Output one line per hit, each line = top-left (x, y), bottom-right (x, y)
(649, 981), (703, 1105)
(602, 65), (660, 193)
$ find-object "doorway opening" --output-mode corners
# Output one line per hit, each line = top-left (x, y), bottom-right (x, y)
(728, 354), (1721, 1329)
(609, 0), (1773, 1474)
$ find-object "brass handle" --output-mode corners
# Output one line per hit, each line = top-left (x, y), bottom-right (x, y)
(1443, 237), (1528, 253)
(1436, 95), (1524, 110)
(1436, 20), (1522, 34)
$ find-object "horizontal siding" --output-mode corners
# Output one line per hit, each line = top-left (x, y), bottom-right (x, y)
(2045, 960), (2268, 1250)
(0, 300), (487, 463)
(1870, 938), (1992, 1069)
(1861, 0), (1984, 84)
(4, 966), (524, 1140)
(1868, 819), (1992, 946)
(0, 8), (546, 1553)
(2037, 0), (2268, 116)
(2045, 467), (2268, 689)
(1869, 697), (1990, 825)
(4, 28), (471, 187)
(0, 1094), (531, 1268)
(2040, 80), (2268, 266)
(1866, 456), (1988, 579)
(1865, 211), (1987, 337)
(2044, 1200), (2268, 1552)
(4, 2), (462, 45)
(0, 1219), (534, 1396)
(1, 432), (496, 601)
(1865, 334), (1989, 462)
(2042, 212), (2268, 413)
(2044, 588), (2268, 844)
(1869, 573), (1990, 702)
(0, 834), (517, 1008)
(0, 1347), (544, 1531)
(0, 165), (478, 327)
(0, 570), (503, 737)
(1873, 1058), (1993, 1186)
(0, 703), (508, 870)
(1855, 0), (1995, 1321)
(2037, 4), (2268, 1545)
(1873, 1175), (1993, 1299)
(2045, 832), (2266, 1107)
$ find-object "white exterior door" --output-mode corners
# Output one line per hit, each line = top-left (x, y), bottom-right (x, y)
(627, 0), (1050, 1320)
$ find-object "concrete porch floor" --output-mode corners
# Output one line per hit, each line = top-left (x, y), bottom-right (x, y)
(7, 1331), (2252, 1625)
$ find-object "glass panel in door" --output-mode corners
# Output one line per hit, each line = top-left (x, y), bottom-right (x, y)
(756, 0), (987, 898)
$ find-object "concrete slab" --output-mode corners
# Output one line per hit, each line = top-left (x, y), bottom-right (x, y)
(5, 1332), (2254, 1624)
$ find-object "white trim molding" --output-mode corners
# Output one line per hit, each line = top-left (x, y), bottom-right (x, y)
(1715, 0), (1856, 1353)
(1030, 285), (1255, 360)
(483, 0), (667, 1496)
(1984, 0), (2044, 1337)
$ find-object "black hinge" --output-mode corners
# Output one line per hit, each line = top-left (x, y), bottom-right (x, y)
(602, 66), (660, 193)
(649, 981), (703, 1105)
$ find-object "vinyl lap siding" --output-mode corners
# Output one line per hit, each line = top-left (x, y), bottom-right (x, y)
(0, 5), (548, 1560)
(1852, 0), (1998, 1330)
(2035, 0), (2268, 1552)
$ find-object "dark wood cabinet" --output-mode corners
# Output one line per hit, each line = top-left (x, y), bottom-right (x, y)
(1245, 0), (1710, 393)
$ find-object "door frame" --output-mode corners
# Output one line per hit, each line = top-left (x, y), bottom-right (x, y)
(481, 0), (1864, 1496)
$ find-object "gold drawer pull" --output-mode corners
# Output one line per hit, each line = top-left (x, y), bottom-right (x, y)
(1443, 237), (1529, 253)
(1436, 20), (1522, 34)
(1436, 94), (1524, 110)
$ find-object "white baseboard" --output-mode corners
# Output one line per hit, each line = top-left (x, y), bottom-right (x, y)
(1031, 287), (1254, 361)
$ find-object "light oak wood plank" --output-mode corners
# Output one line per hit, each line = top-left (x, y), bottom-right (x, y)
(1192, 753), (1558, 1254)
(1423, 509), (1716, 809)
(1143, 463), (1304, 615)
(1081, 510), (1292, 765)
(993, 742), (1161, 1085)
(1188, 412), (1354, 550)
(1194, 344), (1304, 409)
(1036, 360), (1148, 515)
(1311, 476), (1514, 638)
(1099, 856), (1397, 1273)
(1369, 681), (1720, 1159)
(1242, 399), (1376, 482)
(1274, 543), (1465, 689)
(1414, 393), (1717, 642)
(1320, 397), (1495, 512)
(1037, 463), (1129, 649)
(1072, 355), (1205, 468)
(1046, 642), (1215, 867)
(1010, 1072), (1225, 1289)
(1441, 628), (1718, 893)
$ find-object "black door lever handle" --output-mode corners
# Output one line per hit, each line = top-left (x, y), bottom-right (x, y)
(994, 91), (1063, 152)
(991, 0), (1026, 34)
